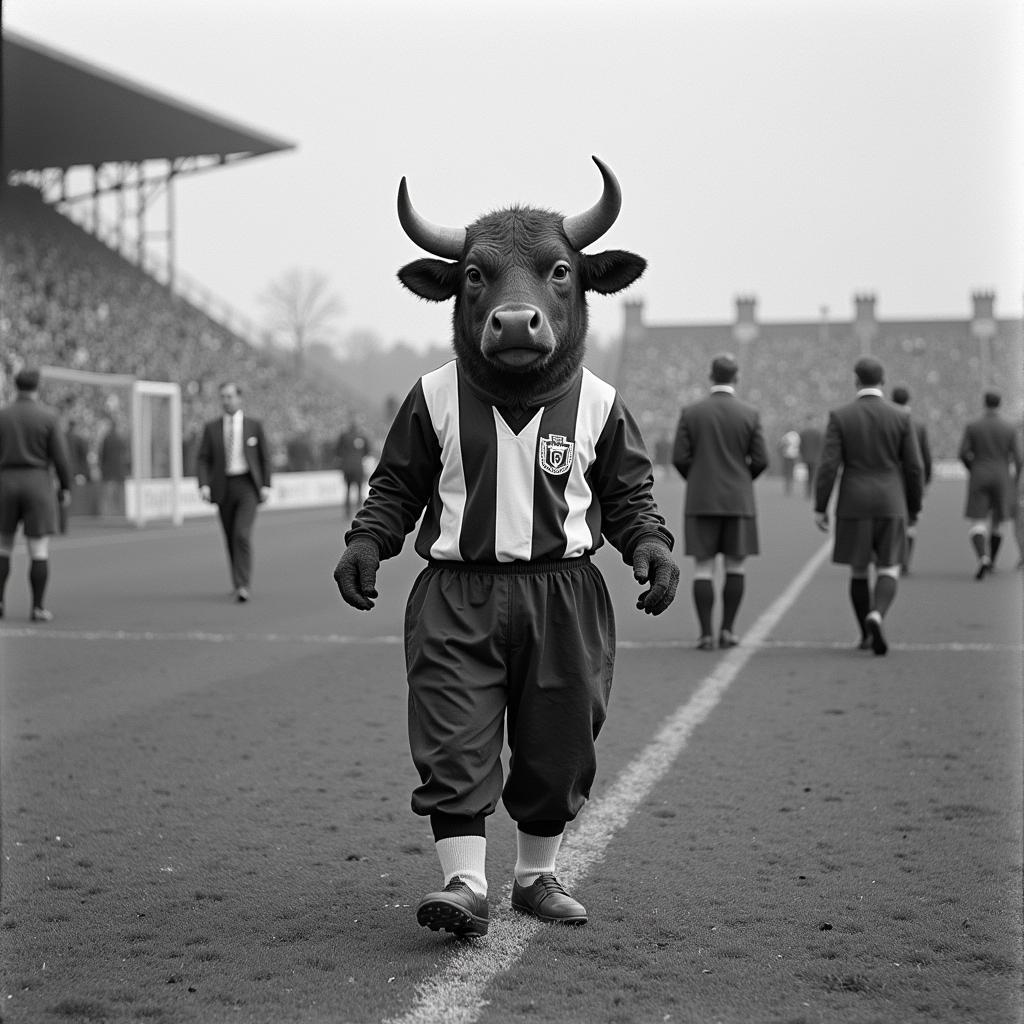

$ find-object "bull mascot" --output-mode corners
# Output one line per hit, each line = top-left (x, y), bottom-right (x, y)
(333, 157), (679, 937)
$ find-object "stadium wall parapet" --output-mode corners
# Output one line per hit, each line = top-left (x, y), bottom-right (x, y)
(124, 470), (352, 523)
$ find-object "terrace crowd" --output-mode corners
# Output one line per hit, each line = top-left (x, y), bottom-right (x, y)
(0, 185), (371, 477)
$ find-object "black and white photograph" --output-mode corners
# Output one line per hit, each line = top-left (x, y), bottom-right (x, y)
(1, 1), (1021, 1022)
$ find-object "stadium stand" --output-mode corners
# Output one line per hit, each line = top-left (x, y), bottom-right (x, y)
(0, 185), (366, 475)
(1, 32), (374, 486)
(3, 32), (1019, 495)
(615, 296), (1024, 462)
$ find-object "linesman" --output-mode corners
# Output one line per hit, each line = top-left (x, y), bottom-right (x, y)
(0, 368), (72, 621)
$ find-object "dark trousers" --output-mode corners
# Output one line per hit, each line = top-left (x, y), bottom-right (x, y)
(216, 474), (259, 588)
(342, 471), (364, 512)
(404, 557), (615, 825)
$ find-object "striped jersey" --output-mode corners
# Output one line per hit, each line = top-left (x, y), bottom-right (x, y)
(345, 360), (672, 564)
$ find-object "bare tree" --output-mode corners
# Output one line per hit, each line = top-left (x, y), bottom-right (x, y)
(258, 268), (344, 371)
(339, 328), (384, 363)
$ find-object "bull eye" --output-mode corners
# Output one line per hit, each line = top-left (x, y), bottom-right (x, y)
(550, 262), (571, 282)
(465, 266), (484, 286)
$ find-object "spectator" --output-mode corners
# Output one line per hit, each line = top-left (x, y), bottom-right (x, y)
(777, 428), (801, 496)
(99, 414), (130, 516)
(335, 415), (373, 515)
(798, 415), (823, 500)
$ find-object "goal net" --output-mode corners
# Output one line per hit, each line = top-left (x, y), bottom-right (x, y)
(40, 366), (183, 526)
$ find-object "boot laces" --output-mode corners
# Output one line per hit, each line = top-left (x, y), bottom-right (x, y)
(534, 873), (568, 896)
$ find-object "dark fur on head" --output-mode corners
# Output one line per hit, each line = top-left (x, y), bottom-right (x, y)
(399, 205), (645, 406)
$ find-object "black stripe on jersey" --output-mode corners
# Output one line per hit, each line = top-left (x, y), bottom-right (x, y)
(531, 374), (583, 559)
(458, 371), (498, 561)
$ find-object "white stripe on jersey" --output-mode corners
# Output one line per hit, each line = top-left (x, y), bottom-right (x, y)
(421, 362), (465, 561)
(562, 368), (616, 558)
(493, 407), (543, 561)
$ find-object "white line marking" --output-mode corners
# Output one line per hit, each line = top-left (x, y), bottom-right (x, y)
(0, 628), (404, 644)
(384, 541), (833, 1024)
(2, 627), (1017, 654)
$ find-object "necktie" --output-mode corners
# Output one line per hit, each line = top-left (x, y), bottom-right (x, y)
(227, 417), (241, 469)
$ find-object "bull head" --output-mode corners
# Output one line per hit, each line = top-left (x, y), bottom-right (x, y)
(396, 157), (647, 401)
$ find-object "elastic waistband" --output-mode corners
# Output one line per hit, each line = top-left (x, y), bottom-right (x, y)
(427, 555), (592, 576)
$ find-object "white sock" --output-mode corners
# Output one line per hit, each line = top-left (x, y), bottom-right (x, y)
(514, 829), (564, 887)
(435, 835), (487, 897)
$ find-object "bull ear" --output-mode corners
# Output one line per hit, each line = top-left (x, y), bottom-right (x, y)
(397, 259), (461, 302)
(582, 250), (647, 295)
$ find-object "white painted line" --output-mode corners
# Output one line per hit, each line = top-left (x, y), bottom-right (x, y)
(384, 541), (833, 1024)
(0, 628), (404, 645)
(2, 626), (1016, 654)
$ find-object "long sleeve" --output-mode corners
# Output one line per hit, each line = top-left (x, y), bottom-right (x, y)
(900, 419), (924, 519)
(958, 426), (973, 470)
(671, 410), (692, 480)
(48, 424), (72, 492)
(814, 413), (843, 513)
(256, 421), (271, 486)
(196, 424), (214, 487)
(592, 398), (674, 562)
(918, 423), (933, 485)
(747, 414), (769, 479)
(343, 381), (442, 560)
(1011, 428), (1023, 479)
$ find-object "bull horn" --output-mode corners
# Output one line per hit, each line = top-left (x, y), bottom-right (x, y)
(562, 156), (622, 250)
(397, 177), (466, 259)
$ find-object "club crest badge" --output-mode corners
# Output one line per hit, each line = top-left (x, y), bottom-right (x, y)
(538, 433), (574, 476)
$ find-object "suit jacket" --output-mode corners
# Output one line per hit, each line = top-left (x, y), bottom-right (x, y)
(672, 390), (768, 516)
(196, 414), (271, 504)
(815, 392), (923, 520)
(912, 417), (933, 486)
(958, 410), (1022, 485)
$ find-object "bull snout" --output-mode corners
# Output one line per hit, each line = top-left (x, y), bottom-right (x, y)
(481, 304), (556, 370)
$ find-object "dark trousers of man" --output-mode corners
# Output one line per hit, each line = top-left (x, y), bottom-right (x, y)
(217, 474), (259, 589)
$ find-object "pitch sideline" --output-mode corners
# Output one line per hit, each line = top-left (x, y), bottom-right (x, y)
(383, 540), (833, 1024)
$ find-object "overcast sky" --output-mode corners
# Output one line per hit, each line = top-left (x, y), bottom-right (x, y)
(6, 0), (1023, 353)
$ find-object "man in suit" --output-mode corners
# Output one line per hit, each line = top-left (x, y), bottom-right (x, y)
(672, 353), (768, 650)
(197, 381), (272, 602)
(890, 385), (933, 573)
(815, 357), (923, 655)
(958, 389), (1022, 579)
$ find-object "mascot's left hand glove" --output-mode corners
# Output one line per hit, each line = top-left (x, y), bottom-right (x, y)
(632, 540), (680, 616)
(333, 538), (381, 611)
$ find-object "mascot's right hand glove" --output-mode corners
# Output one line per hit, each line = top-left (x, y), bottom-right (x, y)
(333, 538), (381, 611)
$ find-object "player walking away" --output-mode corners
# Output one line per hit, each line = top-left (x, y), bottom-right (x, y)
(958, 389), (1022, 579)
(0, 368), (72, 621)
(672, 353), (768, 650)
(890, 385), (933, 574)
(815, 357), (923, 655)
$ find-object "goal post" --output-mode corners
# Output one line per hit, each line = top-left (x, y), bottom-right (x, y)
(40, 366), (184, 526)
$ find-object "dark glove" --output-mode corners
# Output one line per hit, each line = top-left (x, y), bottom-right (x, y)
(632, 539), (680, 616)
(333, 538), (381, 611)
